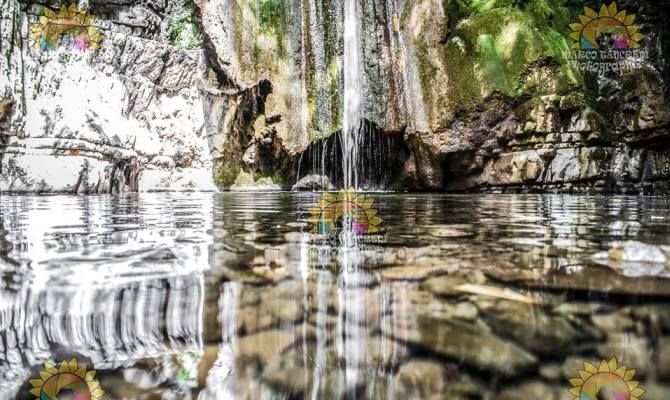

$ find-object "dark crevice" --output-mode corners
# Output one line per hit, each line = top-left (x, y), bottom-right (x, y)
(295, 120), (409, 190)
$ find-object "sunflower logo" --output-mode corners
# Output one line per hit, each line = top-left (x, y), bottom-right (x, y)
(568, 357), (645, 400)
(569, 2), (644, 49)
(29, 3), (103, 51)
(28, 358), (105, 399)
(307, 188), (383, 235)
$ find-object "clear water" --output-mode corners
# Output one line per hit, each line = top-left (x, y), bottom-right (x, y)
(1, 193), (670, 399)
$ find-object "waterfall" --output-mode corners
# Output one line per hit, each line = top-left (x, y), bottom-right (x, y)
(294, 0), (411, 190)
(342, 0), (362, 189)
(200, 281), (240, 399)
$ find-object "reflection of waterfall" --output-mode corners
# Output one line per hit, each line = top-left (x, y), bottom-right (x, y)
(310, 270), (331, 400)
(199, 281), (239, 399)
(342, 0), (362, 188)
(336, 250), (365, 396)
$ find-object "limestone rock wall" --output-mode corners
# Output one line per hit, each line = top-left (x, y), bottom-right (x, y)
(0, 0), (224, 193)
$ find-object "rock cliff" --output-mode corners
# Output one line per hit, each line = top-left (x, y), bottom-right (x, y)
(1, 0), (669, 193)
(1, 0), (225, 192)
(400, 0), (670, 194)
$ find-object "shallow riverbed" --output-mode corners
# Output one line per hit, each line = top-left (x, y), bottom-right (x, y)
(1, 193), (670, 399)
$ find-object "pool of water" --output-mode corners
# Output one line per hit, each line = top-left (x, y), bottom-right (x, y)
(1, 193), (670, 399)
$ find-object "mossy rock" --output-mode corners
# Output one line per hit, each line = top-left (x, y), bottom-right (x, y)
(168, 0), (204, 49)
(410, 0), (583, 130)
(215, 160), (241, 187)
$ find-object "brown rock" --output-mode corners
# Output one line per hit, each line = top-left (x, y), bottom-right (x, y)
(488, 265), (670, 297)
(539, 363), (563, 382)
(381, 264), (457, 281)
(496, 381), (560, 400)
(479, 300), (595, 356)
(658, 337), (670, 380)
(0, 98), (12, 125)
(394, 359), (480, 400)
(392, 317), (538, 376)
(596, 333), (652, 378)
(591, 311), (635, 334)
(420, 271), (486, 297)
(236, 329), (296, 366)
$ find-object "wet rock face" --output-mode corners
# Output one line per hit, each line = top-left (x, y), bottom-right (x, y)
(400, 0), (670, 193)
(2, 0), (670, 192)
(213, 79), (295, 189)
(198, 0), (670, 193)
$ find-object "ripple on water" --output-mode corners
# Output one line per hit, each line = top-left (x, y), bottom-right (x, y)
(1, 193), (670, 398)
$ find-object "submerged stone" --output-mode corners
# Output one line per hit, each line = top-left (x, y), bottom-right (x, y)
(236, 329), (298, 366)
(393, 317), (538, 376)
(420, 271), (486, 297)
(394, 359), (480, 400)
(479, 300), (596, 356)
(262, 349), (312, 397)
(425, 224), (476, 239)
(658, 337), (670, 381)
(381, 264), (458, 281)
(488, 265), (670, 297)
(495, 381), (559, 400)
(596, 333), (653, 378)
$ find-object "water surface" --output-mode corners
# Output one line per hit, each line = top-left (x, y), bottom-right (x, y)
(1, 193), (670, 399)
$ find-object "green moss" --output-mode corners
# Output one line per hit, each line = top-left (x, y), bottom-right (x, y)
(224, 170), (289, 187)
(269, 170), (287, 185)
(258, 0), (286, 56)
(467, 0), (517, 13)
(234, 170), (255, 186)
(414, 0), (584, 123)
(215, 157), (291, 188)
(168, 1), (204, 49)
(328, 58), (342, 133)
(252, 42), (261, 65)
(559, 91), (586, 110)
(477, 34), (510, 92)
(215, 161), (241, 187)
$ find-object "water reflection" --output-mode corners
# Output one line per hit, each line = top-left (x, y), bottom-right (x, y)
(1, 193), (670, 399)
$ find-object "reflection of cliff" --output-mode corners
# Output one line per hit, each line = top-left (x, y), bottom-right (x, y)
(0, 213), (11, 263)
(0, 272), (204, 399)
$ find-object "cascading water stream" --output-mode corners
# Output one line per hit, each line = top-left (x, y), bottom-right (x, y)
(295, 0), (410, 191)
(342, 0), (362, 189)
(340, 11), (365, 391)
